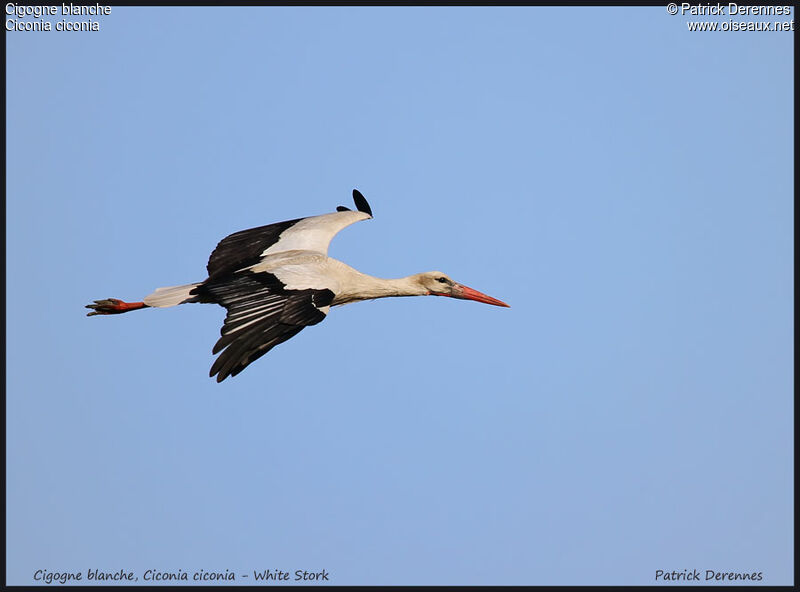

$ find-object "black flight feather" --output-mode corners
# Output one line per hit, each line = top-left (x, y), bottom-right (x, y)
(336, 206), (351, 212)
(352, 189), (373, 216)
(192, 271), (334, 382)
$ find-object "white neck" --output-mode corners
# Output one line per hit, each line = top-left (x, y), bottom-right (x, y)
(331, 270), (427, 305)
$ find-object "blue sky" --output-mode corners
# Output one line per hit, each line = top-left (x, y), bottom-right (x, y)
(6, 6), (793, 586)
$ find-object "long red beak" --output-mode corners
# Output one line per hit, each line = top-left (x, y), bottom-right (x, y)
(450, 284), (510, 307)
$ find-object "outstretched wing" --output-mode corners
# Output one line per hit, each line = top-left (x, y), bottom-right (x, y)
(206, 189), (373, 279)
(192, 271), (335, 382)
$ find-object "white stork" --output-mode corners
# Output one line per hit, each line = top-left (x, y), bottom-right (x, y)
(87, 190), (509, 382)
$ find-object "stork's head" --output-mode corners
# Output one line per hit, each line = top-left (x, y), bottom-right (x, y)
(415, 271), (510, 307)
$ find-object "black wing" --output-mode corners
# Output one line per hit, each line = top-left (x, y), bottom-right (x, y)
(192, 271), (334, 382)
(206, 218), (302, 279)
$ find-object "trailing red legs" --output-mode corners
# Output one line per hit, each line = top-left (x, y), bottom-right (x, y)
(85, 298), (149, 316)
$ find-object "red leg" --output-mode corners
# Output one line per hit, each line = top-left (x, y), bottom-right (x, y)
(85, 298), (149, 316)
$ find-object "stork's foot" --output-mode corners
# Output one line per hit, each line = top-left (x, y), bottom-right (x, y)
(86, 298), (148, 316)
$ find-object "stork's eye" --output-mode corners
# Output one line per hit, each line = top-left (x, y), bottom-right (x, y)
(436, 277), (448, 284)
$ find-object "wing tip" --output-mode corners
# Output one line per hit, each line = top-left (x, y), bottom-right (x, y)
(352, 189), (373, 217)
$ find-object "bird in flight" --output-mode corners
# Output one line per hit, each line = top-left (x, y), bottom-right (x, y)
(87, 190), (509, 382)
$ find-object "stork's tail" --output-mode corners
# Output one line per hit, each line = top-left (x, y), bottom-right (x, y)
(142, 282), (202, 308)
